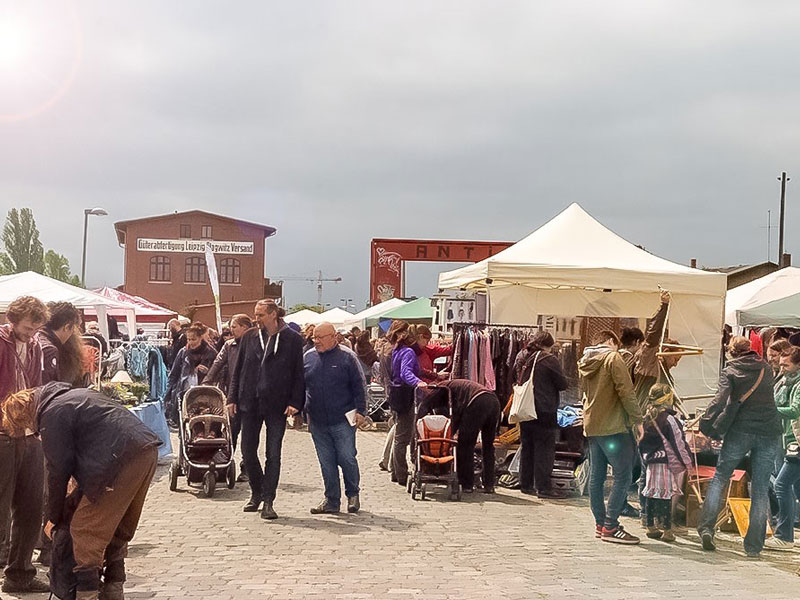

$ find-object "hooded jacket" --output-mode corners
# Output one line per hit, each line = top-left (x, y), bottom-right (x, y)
(35, 382), (160, 524)
(774, 370), (800, 448)
(578, 345), (642, 437)
(703, 351), (781, 438)
(0, 323), (43, 411)
(228, 323), (305, 415)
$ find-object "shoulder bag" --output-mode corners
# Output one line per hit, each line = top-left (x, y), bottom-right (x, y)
(509, 351), (539, 424)
(699, 367), (764, 440)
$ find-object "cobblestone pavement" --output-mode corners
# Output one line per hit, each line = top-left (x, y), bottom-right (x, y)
(6, 429), (800, 599)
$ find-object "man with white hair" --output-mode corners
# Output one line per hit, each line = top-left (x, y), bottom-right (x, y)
(303, 322), (366, 514)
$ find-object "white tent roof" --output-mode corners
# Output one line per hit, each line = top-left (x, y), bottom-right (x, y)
(437, 204), (727, 403)
(725, 267), (800, 327)
(0, 271), (131, 312)
(285, 309), (324, 326)
(0, 271), (136, 339)
(342, 298), (406, 330)
(318, 307), (356, 328)
(438, 203), (724, 296)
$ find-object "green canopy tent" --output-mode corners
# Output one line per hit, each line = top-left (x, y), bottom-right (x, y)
(378, 297), (433, 331)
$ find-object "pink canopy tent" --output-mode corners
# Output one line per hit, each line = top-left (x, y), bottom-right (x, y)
(90, 287), (177, 323)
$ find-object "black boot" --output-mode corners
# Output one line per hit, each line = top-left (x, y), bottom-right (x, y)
(261, 501), (278, 520)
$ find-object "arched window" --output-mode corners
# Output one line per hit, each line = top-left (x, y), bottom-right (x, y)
(220, 258), (240, 284)
(149, 256), (171, 282)
(185, 257), (206, 283)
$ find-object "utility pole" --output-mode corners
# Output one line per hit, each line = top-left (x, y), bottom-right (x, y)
(778, 172), (790, 267)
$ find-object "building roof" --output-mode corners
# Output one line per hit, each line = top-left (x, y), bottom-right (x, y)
(114, 210), (277, 245)
(704, 261), (779, 275)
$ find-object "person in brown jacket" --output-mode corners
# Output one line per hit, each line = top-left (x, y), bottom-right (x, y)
(633, 291), (681, 405)
(578, 330), (643, 546)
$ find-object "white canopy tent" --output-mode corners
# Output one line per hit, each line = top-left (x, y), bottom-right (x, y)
(318, 307), (356, 330)
(342, 298), (406, 331)
(0, 271), (135, 339)
(438, 204), (728, 400)
(725, 267), (800, 328)
(285, 309), (324, 327)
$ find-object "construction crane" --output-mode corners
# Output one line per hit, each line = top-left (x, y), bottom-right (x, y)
(270, 270), (342, 310)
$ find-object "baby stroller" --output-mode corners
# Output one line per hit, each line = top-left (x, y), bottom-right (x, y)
(408, 386), (461, 501)
(168, 385), (236, 498)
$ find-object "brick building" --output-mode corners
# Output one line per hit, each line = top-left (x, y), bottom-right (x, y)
(114, 210), (280, 324)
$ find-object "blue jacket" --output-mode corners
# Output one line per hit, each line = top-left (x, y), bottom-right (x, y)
(304, 345), (366, 426)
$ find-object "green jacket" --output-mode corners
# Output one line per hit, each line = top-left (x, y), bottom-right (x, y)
(578, 346), (643, 437)
(774, 371), (800, 448)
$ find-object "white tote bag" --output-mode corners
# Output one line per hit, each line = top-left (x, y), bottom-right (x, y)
(509, 351), (539, 424)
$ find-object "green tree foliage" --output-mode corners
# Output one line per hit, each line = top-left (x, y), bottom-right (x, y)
(0, 208), (45, 274)
(0, 208), (82, 285)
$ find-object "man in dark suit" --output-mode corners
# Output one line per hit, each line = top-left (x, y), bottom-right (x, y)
(228, 300), (305, 520)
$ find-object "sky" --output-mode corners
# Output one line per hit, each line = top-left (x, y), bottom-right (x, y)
(2, 0), (800, 309)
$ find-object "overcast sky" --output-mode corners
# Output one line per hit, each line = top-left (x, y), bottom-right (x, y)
(2, 1), (800, 308)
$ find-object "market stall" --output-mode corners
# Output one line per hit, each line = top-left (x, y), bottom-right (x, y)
(318, 307), (356, 329)
(286, 308), (324, 326)
(725, 266), (800, 328)
(342, 297), (407, 331)
(438, 203), (727, 405)
(377, 297), (434, 332)
(91, 286), (177, 324)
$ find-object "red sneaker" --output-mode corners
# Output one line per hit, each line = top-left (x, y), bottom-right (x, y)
(601, 525), (640, 545)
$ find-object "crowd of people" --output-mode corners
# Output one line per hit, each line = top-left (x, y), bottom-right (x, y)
(2, 289), (800, 598)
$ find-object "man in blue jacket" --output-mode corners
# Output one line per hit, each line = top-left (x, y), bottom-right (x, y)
(303, 322), (366, 515)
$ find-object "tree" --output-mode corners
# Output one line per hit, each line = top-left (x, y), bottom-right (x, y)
(43, 249), (83, 286)
(288, 303), (323, 313)
(0, 208), (45, 274)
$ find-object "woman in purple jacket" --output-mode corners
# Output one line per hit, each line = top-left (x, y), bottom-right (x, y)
(387, 321), (427, 486)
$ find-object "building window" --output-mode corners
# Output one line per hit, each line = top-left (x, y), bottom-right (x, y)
(185, 257), (206, 283)
(149, 256), (171, 282)
(201, 225), (213, 239)
(220, 258), (240, 284)
(180, 224), (191, 238)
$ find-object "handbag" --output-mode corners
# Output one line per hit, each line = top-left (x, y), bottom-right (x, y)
(509, 351), (539, 424)
(699, 367), (764, 439)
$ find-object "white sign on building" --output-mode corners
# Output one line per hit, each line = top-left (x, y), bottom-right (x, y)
(136, 238), (255, 255)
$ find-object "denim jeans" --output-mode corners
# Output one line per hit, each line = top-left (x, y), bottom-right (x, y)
(588, 432), (636, 529)
(240, 411), (287, 503)
(310, 420), (360, 508)
(697, 429), (781, 554)
(774, 457), (800, 542)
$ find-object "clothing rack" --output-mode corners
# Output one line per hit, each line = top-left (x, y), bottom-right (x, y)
(451, 322), (542, 330)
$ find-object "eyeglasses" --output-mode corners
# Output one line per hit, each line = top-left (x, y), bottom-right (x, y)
(313, 333), (334, 341)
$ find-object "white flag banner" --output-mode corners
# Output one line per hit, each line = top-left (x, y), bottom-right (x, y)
(205, 243), (223, 334)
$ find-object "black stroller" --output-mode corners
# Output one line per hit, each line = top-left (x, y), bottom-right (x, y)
(168, 385), (236, 497)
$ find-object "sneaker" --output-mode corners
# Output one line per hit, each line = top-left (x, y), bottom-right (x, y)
(700, 529), (716, 551)
(660, 529), (676, 543)
(2, 576), (51, 593)
(310, 501), (340, 515)
(595, 524), (603, 539)
(601, 525), (641, 545)
(764, 536), (795, 551)
(347, 495), (360, 514)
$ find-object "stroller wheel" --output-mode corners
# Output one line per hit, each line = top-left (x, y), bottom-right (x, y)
(202, 471), (216, 498)
(406, 479), (413, 494)
(168, 461), (179, 492)
(449, 483), (462, 501)
(226, 463), (236, 489)
(420, 484), (427, 501)
(411, 483), (419, 501)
